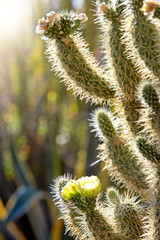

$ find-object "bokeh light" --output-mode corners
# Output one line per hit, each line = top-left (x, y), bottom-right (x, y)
(0, 0), (32, 40)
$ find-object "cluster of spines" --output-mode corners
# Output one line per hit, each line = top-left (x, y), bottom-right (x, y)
(36, 0), (160, 239)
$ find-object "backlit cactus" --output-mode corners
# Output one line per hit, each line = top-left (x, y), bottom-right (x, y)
(36, 1), (160, 239)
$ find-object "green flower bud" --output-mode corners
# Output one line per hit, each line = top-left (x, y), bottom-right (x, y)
(107, 187), (120, 205)
(61, 180), (79, 201)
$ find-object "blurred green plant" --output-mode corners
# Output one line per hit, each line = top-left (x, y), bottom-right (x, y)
(0, 0), (96, 239)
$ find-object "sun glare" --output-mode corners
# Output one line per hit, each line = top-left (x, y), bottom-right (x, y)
(0, 0), (31, 40)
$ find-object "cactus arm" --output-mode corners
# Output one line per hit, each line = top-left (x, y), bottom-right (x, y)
(138, 82), (160, 147)
(96, 1), (146, 134)
(36, 11), (115, 105)
(137, 81), (160, 239)
(141, 82), (160, 111)
(126, 0), (160, 80)
(136, 137), (160, 238)
(54, 36), (115, 103)
(97, 1), (141, 99)
(106, 187), (144, 239)
(91, 108), (150, 192)
(136, 137), (160, 165)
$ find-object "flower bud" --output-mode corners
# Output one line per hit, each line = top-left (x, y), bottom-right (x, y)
(78, 176), (101, 198)
(107, 187), (120, 205)
(61, 180), (79, 201)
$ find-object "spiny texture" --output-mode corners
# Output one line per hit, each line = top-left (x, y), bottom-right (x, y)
(138, 81), (160, 147)
(126, 0), (160, 80)
(36, 0), (160, 239)
(36, 10), (115, 105)
(53, 176), (123, 240)
(96, 0), (152, 134)
(90, 108), (150, 193)
(142, 83), (160, 111)
(106, 188), (144, 239)
(136, 137), (160, 165)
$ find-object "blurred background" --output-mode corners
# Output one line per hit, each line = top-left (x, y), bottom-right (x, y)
(0, 0), (111, 239)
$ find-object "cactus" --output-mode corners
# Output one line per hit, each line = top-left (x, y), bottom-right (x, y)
(36, 1), (160, 239)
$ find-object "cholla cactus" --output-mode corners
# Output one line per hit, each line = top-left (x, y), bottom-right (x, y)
(36, 1), (160, 239)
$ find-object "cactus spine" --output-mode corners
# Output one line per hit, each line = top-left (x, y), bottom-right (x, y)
(36, 1), (160, 239)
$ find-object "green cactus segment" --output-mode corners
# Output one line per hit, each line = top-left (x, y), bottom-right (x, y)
(36, 11), (115, 105)
(65, 209), (90, 240)
(128, 0), (160, 79)
(85, 210), (122, 240)
(107, 187), (120, 205)
(55, 38), (115, 102)
(93, 109), (149, 191)
(99, 2), (141, 99)
(106, 188), (144, 239)
(142, 83), (160, 112)
(136, 138), (160, 237)
(75, 197), (122, 240)
(97, 2), (143, 134)
(61, 204), (89, 240)
(97, 111), (116, 140)
(139, 82), (160, 146)
(107, 139), (149, 191)
(114, 202), (143, 239)
(136, 137), (160, 165)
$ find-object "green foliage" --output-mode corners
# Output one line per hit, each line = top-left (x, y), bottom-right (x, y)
(36, 0), (160, 239)
(0, 186), (51, 240)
